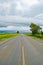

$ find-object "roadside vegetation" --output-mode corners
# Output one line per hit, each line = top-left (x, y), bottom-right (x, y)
(26, 23), (43, 39)
(26, 33), (43, 39)
(0, 33), (18, 41)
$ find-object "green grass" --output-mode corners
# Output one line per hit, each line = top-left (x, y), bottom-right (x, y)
(0, 33), (18, 41)
(25, 33), (43, 39)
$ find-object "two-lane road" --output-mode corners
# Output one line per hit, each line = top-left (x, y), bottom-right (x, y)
(0, 34), (43, 65)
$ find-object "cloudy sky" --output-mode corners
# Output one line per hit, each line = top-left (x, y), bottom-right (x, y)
(0, 0), (43, 31)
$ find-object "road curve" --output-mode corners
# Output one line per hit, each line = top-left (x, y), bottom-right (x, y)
(0, 34), (43, 65)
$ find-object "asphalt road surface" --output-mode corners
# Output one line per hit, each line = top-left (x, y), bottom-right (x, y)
(0, 34), (43, 65)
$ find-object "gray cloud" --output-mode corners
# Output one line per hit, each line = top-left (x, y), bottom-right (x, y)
(0, 0), (43, 29)
(0, 0), (43, 17)
(22, 1), (43, 17)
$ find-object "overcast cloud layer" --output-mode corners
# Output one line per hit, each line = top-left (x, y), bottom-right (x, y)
(0, 0), (43, 31)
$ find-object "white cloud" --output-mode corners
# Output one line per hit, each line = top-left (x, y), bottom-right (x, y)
(0, 15), (43, 26)
(16, 1), (22, 11)
(0, 0), (39, 16)
(0, 15), (29, 23)
(0, 2), (10, 9)
(34, 14), (43, 20)
(0, 26), (30, 31)
(15, 0), (39, 14)
(0, 2), (10, 15)
(21, 0), (39, 6)
(0, 0), (43, 31)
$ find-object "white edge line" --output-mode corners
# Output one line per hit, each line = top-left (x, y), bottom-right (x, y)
(22, 46), (25, 65)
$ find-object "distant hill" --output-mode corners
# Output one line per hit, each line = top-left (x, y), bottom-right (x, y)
(0, 30), (31, 34)
(0, 30), (16, 34)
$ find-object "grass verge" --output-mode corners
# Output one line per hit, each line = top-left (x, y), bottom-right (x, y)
(0, 33), (18, 41)
(25, 33), (43, 40)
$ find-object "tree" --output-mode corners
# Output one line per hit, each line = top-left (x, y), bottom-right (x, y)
(30, 23), (41, 34)
(17, 31), (19, 33)
(41, 31), (43, 34)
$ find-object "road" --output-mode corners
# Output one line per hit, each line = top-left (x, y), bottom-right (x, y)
(0, 34), (43, 65)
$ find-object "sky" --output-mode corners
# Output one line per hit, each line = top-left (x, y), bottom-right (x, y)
(0, 0), (43, 32)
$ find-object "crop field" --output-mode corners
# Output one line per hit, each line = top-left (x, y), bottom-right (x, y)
(0, 33), (18, 41)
